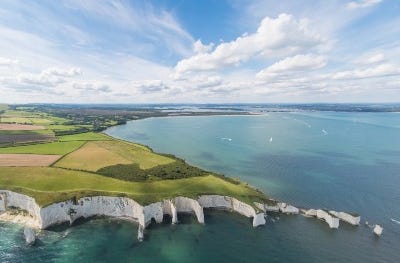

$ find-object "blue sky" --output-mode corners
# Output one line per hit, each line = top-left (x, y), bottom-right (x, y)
(0, 0), (399, 103)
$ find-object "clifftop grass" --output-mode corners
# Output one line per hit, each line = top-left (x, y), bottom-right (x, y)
(0, 167), (267, 207)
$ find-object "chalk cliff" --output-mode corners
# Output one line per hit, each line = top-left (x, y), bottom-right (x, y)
(0, 190), (267, 240)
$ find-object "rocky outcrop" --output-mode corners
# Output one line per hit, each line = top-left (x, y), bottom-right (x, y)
(303, 209), (318, 217)
(316, 209), (339, 229)
(24, 227), (36, 245)
(329, 211), (360, 226)
(278, 203), (299, 214)
(373, 225), (383, 236)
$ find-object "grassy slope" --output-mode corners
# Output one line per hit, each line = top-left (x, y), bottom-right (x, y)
(0, 167), (266, 207)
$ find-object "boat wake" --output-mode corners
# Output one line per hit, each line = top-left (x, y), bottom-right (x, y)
(391, 218), (400, 224)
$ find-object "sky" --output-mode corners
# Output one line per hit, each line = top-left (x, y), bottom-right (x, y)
(0, 0), (399, 103)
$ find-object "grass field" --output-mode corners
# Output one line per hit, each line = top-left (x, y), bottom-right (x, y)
(0, 141), (84, 155)
(54, 140), (174, 172)
(58, 132), (111, 142)
(0, 167), (266, 206)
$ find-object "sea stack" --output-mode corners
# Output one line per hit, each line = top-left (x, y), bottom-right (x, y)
(316, 210), (339, 229)
(373, 225), (383, 236)
(24, 227), (36, 245)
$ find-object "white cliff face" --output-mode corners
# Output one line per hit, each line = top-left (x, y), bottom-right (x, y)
(1, 190), (268, 240)
(40, 196), (144, 229)
(0, 193), (5, 212)
(174, 197), (204, 224)
(278, 203), (299, 214)
(316, 209), (339, 229)
(329, 211), (360, 226)
(198, 195), (266, 227)
(162, 200), (178, 224)
(0, 191), (42, 228)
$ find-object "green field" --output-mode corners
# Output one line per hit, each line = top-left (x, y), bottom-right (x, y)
(0, 141), (84, 155)
(0, 167), (266, 206)
(58, 132), (111, 141)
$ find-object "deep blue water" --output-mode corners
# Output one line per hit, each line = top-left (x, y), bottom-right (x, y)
(1, 112), (400, 262)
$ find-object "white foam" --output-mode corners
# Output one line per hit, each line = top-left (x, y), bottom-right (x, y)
(221, 137), (232, 141)
(391, 218), (400, 224)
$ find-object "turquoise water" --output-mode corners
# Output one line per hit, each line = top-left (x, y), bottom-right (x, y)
(2, 112), (400, 262)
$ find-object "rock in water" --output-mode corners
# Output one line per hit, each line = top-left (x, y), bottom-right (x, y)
(24, 227), (36, 245)
(137, 225), (144, 242)
(373, 225), (383, 236)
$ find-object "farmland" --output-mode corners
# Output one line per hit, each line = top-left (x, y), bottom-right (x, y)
(0, 105), (268, 208)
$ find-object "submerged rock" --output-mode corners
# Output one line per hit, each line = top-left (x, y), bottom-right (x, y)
(373, 225), (383, 236)
(24, 227), (36, 245)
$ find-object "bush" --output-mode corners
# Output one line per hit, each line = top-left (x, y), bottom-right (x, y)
(97, 160), (207, 182)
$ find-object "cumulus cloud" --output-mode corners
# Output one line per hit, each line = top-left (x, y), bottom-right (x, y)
(193, 40), (214, 54)
(175, 14), (324, 74)
(131, 80), (169, 94)
(256, 54), (327, 79)
(346, 0), (382, 10)
(17, 67), (82, 87)
(0, 57), (18, 66)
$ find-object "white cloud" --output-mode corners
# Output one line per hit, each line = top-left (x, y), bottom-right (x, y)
(72, 82), (112, 93)
(42, 67), (82, 77)
(193, 40), (214, 54)
(346, 0), (382, 10)
(131, 80), (169, 94)
(175, 14), (324, 74)
(353, 52), (385, 65)
(256, 54), (327, 79)
(332, 63), (399, 80)
(0, 57), (18, 66)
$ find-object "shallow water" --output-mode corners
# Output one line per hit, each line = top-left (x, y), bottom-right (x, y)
(1, 112), (400, 262)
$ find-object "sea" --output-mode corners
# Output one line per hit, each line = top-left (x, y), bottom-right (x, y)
(1, 110), (399, 262)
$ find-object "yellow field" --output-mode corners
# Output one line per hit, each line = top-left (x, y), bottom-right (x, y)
(54, 140), (175, 172)
(0, 154), (61, 166)
(0, 124), (45, 130)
